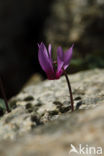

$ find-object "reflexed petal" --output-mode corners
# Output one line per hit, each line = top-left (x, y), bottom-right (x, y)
(48, 44), (52, 58)
(39, 42), (49, 58)
(38, 43), (55, 75)
(57, 46), (64, 73)
(63, 44), (74, 69)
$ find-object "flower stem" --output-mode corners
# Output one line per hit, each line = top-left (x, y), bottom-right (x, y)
(63, 68), (74, 112)
(0, 77), (11, 113)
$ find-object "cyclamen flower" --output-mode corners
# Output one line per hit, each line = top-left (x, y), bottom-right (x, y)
(38, 42), (74, 112)
(38, 42), (73, 80)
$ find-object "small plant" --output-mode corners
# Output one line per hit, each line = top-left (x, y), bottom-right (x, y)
(0, 77), (11, 113)
(38, 42), (74, 112)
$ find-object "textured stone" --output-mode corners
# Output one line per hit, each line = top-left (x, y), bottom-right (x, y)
(0, 69), (104, 155)
(0, 104), (104, 156)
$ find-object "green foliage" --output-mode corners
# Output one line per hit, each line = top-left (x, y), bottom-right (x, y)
(70, 54), (104, 72)
(0, 99), (6, 110)
(0, 98), (6, 117)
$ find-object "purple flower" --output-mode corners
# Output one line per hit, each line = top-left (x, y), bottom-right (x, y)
(38, 42), (73, 80)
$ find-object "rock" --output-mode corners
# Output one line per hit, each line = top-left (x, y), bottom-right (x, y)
(44, 0), (104, 71)
(1, 105), (104, 156)
(0, 68), (104, 155)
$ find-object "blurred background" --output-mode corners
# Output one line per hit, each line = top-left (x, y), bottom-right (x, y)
(0, 0), (104, 99)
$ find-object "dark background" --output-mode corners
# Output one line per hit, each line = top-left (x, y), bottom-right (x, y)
(0, 0), (104, 99)
(0, 0), (53, 98)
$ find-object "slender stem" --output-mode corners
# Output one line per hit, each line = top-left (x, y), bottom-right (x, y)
(0, 77), (11, 113)
(63, 68), (74, 112)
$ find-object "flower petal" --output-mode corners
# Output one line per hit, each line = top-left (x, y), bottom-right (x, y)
(47, 71), (57, 80)
(38, 42), (49, 58)
(38, 43), (55, 78)
(56, 69), (63, 79)
(63, 44), (74, 69)
(57, 46), (64, 73)
(48, 44), (52, 58)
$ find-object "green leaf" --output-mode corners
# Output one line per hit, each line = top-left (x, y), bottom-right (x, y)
(0, 98), (6, 111)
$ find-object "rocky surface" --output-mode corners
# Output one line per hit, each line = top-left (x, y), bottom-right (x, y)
(0, 68), (104, 156)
